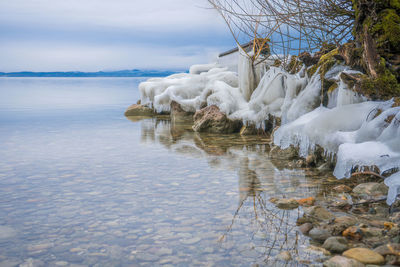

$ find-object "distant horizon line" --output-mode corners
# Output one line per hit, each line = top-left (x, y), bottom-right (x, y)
(0, 69), (187, 77)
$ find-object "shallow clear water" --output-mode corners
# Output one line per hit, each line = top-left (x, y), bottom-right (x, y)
(0, 78), (331, 266)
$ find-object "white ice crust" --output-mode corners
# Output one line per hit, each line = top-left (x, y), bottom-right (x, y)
(138, 57), (400, 204)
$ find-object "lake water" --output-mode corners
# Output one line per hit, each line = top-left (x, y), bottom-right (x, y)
(0, 78), (335, 266)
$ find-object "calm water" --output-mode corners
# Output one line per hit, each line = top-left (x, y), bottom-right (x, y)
(0, 78), (333, 266)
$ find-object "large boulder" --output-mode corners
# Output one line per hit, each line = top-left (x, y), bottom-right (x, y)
(124, 104), (155, 116)
(192, 105), (242, 133)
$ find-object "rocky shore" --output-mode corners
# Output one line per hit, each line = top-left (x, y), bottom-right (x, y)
(125, 97), (400, 266)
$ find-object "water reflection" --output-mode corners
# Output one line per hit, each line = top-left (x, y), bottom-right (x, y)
(131, 116), (330, 266)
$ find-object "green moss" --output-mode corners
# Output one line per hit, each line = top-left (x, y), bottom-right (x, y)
(359, 58), (400, 99)
(390, 0), (400, 10)
(372, 9), (400, 52)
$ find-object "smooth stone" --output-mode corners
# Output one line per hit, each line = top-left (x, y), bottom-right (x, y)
(374, 243), (400, 256)
(332, 185), (352, 193)
(323, 236), (349, 253)
(352, 183), (388, 196)
(323, 255), (365, 267)
(307, 245), (331, 256)
(276, 251), (292, 261)
(269, 146), (298, 160)
(342, 248), (385, 265)
(124, 104), (155, 116)
(275, 198), (299, 210)
(298, 223), (313, 234)
(309, 228), (331, 242)
(305, 206), (335, 222)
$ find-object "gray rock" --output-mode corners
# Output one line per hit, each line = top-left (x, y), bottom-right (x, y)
(192, 105), (242, 133)
(323, 236), (348, 253)
(352, 182), (388, 197)
(298, 223), (313, 234)
(275, 198), (299, 210)
(323, 255), (365, 267)
(309, 228), (331, 242)
(269, 146), (298, 160)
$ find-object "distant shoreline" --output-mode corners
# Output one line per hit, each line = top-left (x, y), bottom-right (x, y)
(0, 70), (185, 78)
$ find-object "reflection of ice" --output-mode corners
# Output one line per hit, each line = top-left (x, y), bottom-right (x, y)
(131, 118), (326, 264)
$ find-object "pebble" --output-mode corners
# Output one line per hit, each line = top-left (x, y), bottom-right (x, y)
(309, 228), (331, 242)
(342, 248), (385, 265)
(276, 251), (292, 261)
(298, 223), (313, 234)
(275, 198), (299, 209)
(323, 255), (365, 267)
(323, 236), (348, 253)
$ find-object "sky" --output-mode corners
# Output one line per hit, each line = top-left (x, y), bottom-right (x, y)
(0, 0), (234, 72)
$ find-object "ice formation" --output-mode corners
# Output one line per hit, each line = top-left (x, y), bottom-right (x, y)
(138, 53), (400, 204)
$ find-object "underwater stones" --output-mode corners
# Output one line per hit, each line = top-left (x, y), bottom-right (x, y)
(276, 251), (292, 261)
(332, 185), (352, 193)
(269, 145), (298, 160)
(342, 248), (385, 265)
(297, 197), (316, 207)
(323, 256), (365, 267)
(305, 206), (335, 222)
(170, 101), (194, 123)
(124, 104), (155, 116)
(274, 198), (299, 210)
(323, 236), (349, 253)
(309, 228), (331, 242)
(298, 223), (313, 235)
(342, 226), (363, 241)
(192, 105), (242, 134)
(352, 182), (388, 197)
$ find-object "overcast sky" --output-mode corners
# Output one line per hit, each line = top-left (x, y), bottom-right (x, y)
(0, 0), (234, 72)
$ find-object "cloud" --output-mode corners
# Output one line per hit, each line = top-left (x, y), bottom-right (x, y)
(0, 0), (234, 71)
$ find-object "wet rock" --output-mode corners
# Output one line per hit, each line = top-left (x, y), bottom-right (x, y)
(374, 243), (400, 256)
(269, 146), (298, 160)
(343, 226), (363, 241)
(192, 105), (242, 133)
(342, 248), (385, 265)
(352, 183), (388, 197)
(170, 101), (193, 122)
(276, 251), (292, 261)
(275, 198), (299, 210)
(297, 197), (315, 207)
(309, 228), (331, 242)
(333, 185), (352, 193)
(331, 216), (357, 235)
(323, 255), (365, 267)
(307, 245), (331, 256)
(305, 206), (335, 222)
(306, 154), (316, 166)
(240, 124), (259, 136)
(323, 236), (349, 253)
(124, 104), (155, 116)
(298, 223), (313, 234)
(361, 227), (383, 238)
